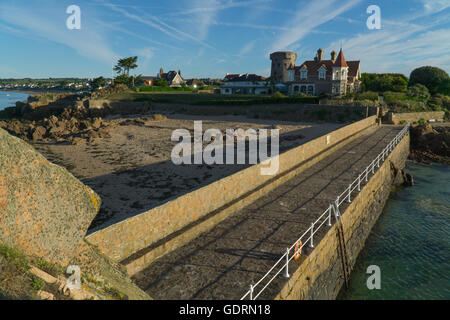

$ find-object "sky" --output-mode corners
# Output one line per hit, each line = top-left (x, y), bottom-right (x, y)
(0, 0), (449, 79)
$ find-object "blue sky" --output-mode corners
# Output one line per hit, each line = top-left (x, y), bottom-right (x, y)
(0, 0), (449, 79)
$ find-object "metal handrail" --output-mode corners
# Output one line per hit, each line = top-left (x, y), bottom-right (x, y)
(241, 124), (410, 300)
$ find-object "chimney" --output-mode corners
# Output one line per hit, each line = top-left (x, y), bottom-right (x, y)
(178, 69), (181, 76)
(317, 48), (324, 62)
(331, 50), (337, 62)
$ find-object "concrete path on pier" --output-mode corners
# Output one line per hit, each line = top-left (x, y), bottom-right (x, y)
(131, 125), (402, 300)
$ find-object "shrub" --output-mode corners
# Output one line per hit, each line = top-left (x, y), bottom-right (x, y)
(409, 66), (450, 94)
(271, 92), (286, 99)
(407, 84), (431, 100)
(356, 91), (379, 101)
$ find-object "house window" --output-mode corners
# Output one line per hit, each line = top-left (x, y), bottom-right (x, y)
(307, 85), (314, 95)
(319, 69), (326, 80)
(301, 69), (307, 79)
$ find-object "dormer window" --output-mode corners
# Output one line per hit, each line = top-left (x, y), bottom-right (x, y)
(318, 67), (326, 80)
(300, 67), (308, 80)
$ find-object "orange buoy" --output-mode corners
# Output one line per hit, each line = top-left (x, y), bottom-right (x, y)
(294, 240), (302, 260)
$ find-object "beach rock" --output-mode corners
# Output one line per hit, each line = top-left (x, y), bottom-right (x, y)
(410, 124), (450, 163)
(71, 137), (86, 145)
(0, 127), (100, 265)
(32, 126), (47, 141)
(92, 117), (103, 129)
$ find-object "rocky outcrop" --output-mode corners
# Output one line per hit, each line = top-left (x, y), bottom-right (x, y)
(390, 163), (414, 187)
(90, 84), (130, 99)
(0, 128), (101, 265)
(409, 123), (450, 164)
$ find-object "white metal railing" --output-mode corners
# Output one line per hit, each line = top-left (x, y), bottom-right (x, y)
(241, 124), (410, 300)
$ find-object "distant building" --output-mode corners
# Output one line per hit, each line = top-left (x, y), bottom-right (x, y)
(141, 76), (157, 86)
(220, 73), (269, 95)
(270, 51), (298, 83)
(285, 48), (361, 96)
(157, 68), (186, 87)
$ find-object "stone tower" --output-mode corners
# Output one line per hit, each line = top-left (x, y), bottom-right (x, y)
(270, 51), (298, 83)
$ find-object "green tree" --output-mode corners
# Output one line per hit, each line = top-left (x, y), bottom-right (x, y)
(155, 78), (168, 87)
(361, 73), (408, 92)
(436, 79), (450, 96)
(91, 76), (106, 89)
(409, 66), (450, 94)
(407, 84), (430, 100)
(114, 56), (138, 77)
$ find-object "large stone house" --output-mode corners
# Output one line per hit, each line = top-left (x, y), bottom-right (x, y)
(271, 49), (361, 96)
(220, 73), (270, 95)
(156, 68), (186, 87)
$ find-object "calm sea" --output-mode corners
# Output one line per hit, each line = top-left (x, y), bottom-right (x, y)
(339, 161), (450, 300)
(0, 91), (29, 111)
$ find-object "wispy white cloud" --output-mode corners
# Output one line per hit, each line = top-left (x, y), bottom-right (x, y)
(270, 0), (361, 52)
(0, 3), (118, 64)
(185, 0), (220, 41)
(167, 0), (271, 16)
(326, 17), (450, 74)
(102, 1), (215, 49)
(94, 19), (181, 51)
(238, 40), (257, 56)
(420, 0), (450, 14)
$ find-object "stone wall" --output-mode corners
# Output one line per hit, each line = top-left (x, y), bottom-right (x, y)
(386, 111), (445, 125)
(0, 128), (100, 265)
(276, 131), (410, 300)
(86, 116), (378, 273)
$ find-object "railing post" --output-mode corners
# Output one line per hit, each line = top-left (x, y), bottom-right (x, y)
(372, 161), (375, 174)
(283, 248), (290, 278)
(365, 167), (369, 182)
(249, 284), (254, 300)
(310, 223), (314, 248)
(358, 174), (361, 192)
(377, 156), (380, 168)
(327, 205), (332, 226)
(347, 184), (351, 203)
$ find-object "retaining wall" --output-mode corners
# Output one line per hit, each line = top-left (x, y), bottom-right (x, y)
(276, 131), (410, 299)
(86, 116), (378, 273)
(386, 111), (445, 125)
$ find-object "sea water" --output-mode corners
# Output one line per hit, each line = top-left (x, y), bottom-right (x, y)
(339, 161), (450, 300)
(0, 91), (29, 111)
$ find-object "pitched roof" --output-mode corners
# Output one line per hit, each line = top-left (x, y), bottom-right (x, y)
(160, 71), (184, 82)
(224, 73), (266, 82)
(291, 49), (359, 79)
(334, 49), (348, 67)
(224, 74), (241, 81)
(347, 61), (360, 78)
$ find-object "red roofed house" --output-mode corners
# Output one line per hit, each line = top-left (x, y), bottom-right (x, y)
(286, 48), (361, 96)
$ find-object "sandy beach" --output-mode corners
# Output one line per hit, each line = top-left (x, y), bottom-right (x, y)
(31, 113), (343, 231)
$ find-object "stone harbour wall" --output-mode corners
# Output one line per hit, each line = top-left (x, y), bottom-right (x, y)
(386, 111), (445, 125)
(275, 131), (410, 300)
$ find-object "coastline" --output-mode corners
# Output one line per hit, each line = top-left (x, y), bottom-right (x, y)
(0, 88), (73, 95)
